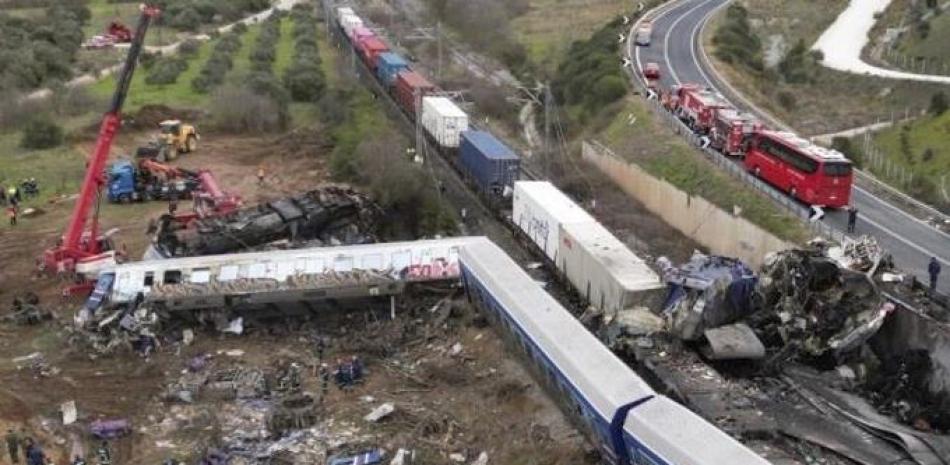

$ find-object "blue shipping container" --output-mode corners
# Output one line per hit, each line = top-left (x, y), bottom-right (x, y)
(459, 130), (520, 195)
(376, 53), (409, 87)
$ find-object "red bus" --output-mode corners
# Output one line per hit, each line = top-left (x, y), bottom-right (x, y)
(744, 131), (853, 208)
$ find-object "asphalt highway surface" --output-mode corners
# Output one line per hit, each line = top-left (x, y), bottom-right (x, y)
(628, 0), (950, 292)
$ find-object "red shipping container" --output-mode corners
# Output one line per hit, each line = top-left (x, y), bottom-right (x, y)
(356, 36), (389, 70)
(394, 70), (435, 115)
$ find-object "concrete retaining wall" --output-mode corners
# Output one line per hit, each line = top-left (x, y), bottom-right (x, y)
(581, 141), (793, 269)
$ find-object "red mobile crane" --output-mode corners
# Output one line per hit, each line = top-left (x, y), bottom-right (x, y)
(43, 5), (161, 280)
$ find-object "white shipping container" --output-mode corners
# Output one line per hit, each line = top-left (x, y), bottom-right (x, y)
(558, 221), (665, 314)
(421, 97), (469, 148)
(336, 7), (355, 24)
(342, 14), (364, 38)
(511, 181), (594, 262)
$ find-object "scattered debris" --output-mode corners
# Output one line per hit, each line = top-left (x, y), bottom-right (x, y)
(702, 323), (765, 360)
(61, 400), (77, 425)
(90, 419), (131, 439)
(364, 403), (395, 423)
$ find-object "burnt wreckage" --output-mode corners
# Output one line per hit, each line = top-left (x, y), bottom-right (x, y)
(609, 238), (950, 465)
(149, 187), (379, 258)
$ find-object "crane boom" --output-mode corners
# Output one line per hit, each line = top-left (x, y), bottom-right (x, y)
(44, 5), (160, 274)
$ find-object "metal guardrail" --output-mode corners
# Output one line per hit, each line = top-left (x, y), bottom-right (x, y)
(639, 97), (848, 244)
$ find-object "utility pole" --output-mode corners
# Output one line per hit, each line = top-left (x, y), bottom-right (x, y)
(436, 21), (443, 80)
(543, 82), (554, 178)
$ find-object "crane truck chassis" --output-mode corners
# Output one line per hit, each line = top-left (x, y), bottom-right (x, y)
(42, 5), (160, 285)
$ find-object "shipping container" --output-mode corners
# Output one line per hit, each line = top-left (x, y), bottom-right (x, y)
(394, 71), (435, 116)
(459, 130), (520, 196)
(557, 221), (665, 314)
(376, 52), (410, 88)
(352, 26), (375, 42)
(511, 181), (594, 262)
(341, 14), (364, 39)
(420, 97), (468, 148)
(356, 36), (389, 70)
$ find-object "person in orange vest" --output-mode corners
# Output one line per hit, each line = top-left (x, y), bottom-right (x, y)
(257, 165), (266, 187)
(7, 205), (17, 226)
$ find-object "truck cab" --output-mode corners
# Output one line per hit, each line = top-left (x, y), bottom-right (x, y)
(107, 160), (138, 203)
(711, 109), (761, 157)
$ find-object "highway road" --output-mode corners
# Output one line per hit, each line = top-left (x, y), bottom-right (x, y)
(628, 0), (950, 293)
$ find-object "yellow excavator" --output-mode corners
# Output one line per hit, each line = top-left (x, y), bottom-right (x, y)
(137, 120), (199, 161)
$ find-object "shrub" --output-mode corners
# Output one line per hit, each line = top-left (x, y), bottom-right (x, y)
(170, 6), (203, 32)
(210, 85), (283, 133)
(177, 38), (202, 57)
(21, 117), (64, 149)
(712, 4), (763, 72)
(777, 91), (797, 110)
(284, 63), (326, 102)
(145, 56), (188, 85)
(831, 136), (863, 168)
(191, 30), (244, 94)
(929, 91), (947, 116)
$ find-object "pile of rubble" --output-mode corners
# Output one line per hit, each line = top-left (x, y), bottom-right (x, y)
(604, 238), (950, 463)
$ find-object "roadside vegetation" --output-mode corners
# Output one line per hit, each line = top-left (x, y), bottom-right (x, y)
(851, 94), (950, 211)
(550, 17), (629, 132)
(867, 0), (950, 72)
(592, 97), (808, 242)
(705, 0), (947, 135)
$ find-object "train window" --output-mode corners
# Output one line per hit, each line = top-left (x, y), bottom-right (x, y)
(163, 270), (182, 284)
(334, 255), (354, 272)
(304, 258), (325, 274)
(248, 263), (267, 279)
(143, 272), (154, 287)
(362, 254), (383, 270)
(219, 265), (239, 281)
(189, 268), (211, 284)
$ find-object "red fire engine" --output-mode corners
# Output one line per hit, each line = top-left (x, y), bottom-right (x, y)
(709, 109), (761, 157)
(673, 85), (731, 133)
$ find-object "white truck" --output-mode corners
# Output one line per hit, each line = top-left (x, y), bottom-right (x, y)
(635, 20), (653, 46)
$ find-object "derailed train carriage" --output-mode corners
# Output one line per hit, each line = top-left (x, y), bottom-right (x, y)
(460, 240), (771, 465)
(329, 7), (772, 464)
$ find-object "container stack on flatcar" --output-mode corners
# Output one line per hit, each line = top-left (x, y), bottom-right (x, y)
(393, 71), (435, 117)
(512, 181), (665, 313)
(376, 52), (410, 88)
(421, 96), (469, 149)
(458, 130), (520, 198)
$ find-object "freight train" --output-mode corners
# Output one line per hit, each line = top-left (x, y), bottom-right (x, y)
(333, 7), (518, 203)
(331, 6), (772, 464)
(662, 83), (854, 208)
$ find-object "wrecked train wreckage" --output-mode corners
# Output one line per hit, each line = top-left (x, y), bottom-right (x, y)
(641, 241), (950, 429)
(147, 186), (379, 258)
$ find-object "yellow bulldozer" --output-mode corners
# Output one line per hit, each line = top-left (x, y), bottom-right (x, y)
(136, 120), (199, 162)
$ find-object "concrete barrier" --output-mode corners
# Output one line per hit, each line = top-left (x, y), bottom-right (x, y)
(581, 141), (793, 268)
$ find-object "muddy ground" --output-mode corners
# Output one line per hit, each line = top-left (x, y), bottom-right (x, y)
(0, 102), (599, 464)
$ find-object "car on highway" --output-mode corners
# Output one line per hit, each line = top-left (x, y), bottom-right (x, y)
(643, 62), (661, 80)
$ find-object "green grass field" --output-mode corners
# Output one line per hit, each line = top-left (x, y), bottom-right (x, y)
(89, 16), (300, 112)
(89, 35), (215, 111)
(868, 111), (950, 206)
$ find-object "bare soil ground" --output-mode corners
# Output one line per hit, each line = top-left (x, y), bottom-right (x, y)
(0, 97), (593, 464)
